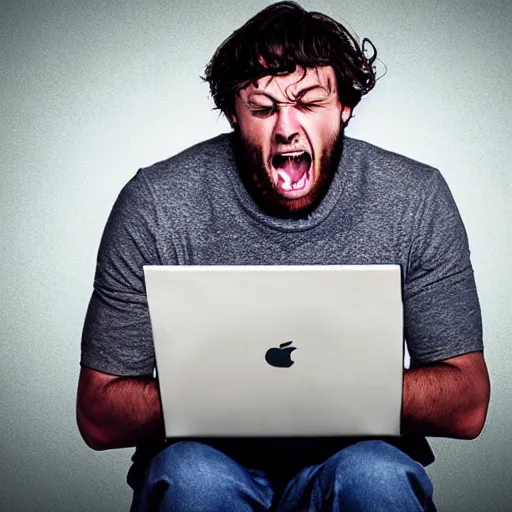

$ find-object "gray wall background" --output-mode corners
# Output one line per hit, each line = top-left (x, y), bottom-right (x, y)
(1, 0), (511, 510)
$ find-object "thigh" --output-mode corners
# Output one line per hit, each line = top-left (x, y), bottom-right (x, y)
(132, 441), (275, 512)
(276, 440), (436, 512)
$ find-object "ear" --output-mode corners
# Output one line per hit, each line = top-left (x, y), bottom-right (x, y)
(227, 110), (238, 128)
(341, 105), (353, 126)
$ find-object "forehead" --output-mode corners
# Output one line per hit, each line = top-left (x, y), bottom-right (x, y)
(241, 66), (337, 100)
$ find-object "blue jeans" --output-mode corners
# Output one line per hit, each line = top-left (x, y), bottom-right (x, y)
(132, 440), (436, 511)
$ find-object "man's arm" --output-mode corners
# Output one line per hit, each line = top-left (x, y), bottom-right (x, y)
(401, 351), (490, 439)
(76, 367), (165, 450)
(77, 172), (165, 451)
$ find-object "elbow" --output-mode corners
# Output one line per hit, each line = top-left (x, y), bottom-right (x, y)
(456, 409), (487, 440)
(77, 406), (115, 451)
(80, 433), (110, 452)
(455, 386), (491, 440)
(76, 367), (128, 451)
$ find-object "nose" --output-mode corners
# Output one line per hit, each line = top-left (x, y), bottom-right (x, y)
(273, 105), (300, 145)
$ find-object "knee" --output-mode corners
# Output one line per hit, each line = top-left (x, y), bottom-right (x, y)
(325, 441), (432, 500)
(147, 441), (235, 490)
(139, 441), (270, 511)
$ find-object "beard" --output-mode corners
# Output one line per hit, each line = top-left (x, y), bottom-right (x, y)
(232, 125), (345, 220)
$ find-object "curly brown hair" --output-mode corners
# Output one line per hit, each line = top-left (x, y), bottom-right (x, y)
(203, 1), (377, 117)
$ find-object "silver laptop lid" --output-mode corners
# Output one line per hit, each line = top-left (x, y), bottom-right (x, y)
(144, 265), (404, 438)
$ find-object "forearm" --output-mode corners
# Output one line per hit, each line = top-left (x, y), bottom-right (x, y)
(77, 370), (165, 450)
(103, 376), (164, 447)
(401, 353), (490, 439)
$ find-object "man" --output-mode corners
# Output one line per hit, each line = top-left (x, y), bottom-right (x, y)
(77, 2), (490, 511)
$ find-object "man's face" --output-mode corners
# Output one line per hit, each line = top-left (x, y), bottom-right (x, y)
(231, 66), (351, 217)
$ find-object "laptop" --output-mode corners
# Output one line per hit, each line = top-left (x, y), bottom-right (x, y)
(143, 265), (404, 438)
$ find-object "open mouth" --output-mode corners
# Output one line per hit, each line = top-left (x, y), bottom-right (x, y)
(270, 151), (313, 194)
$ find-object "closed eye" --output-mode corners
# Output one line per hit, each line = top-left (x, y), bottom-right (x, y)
(250, 106), (277, 117)
(251, 105), (321, 116)
(297, 102), (323, 113)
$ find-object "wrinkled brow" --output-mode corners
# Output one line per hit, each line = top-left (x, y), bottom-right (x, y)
(283, 70), (334, 100)
(247, 85), (332, 106)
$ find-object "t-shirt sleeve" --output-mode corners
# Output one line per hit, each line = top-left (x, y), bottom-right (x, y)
(404, 169), (483, 366)
(80, 170), (161, 376)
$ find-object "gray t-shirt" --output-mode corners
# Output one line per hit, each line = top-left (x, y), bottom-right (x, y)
(81, 133), (483, 471)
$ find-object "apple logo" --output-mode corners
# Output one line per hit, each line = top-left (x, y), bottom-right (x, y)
(265, 341), (297, 368)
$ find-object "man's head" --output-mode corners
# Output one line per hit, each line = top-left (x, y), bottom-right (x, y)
(203, 1), (377, 218)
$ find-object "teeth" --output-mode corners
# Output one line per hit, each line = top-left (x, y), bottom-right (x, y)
(292, 173), (307, 189)
(277, 170), (308, 191)
(279, 151), (305, 157)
